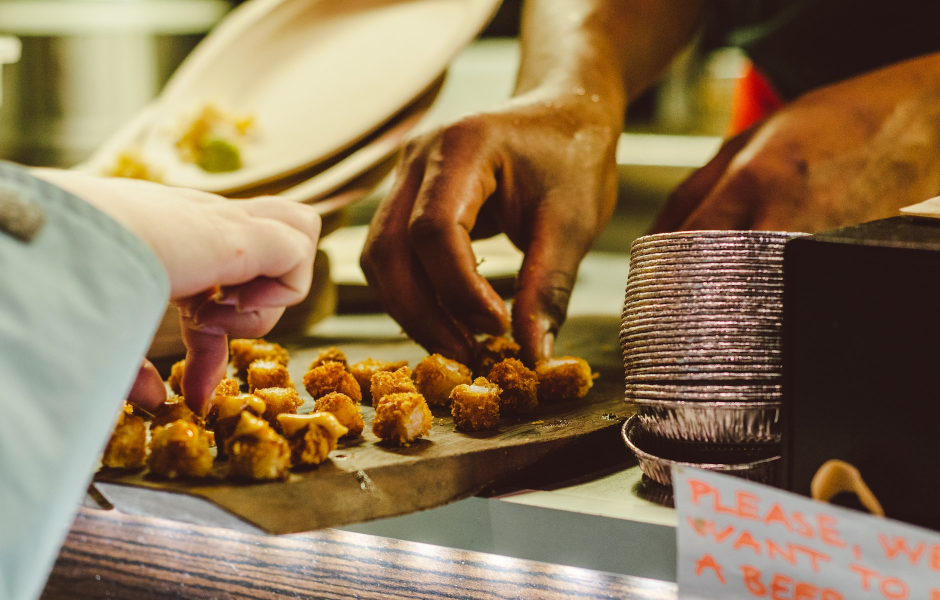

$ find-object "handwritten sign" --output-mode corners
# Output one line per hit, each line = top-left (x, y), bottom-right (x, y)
(673, 466), (940, 599)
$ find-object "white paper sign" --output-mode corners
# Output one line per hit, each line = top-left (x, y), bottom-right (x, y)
(673, 466), (940, 600)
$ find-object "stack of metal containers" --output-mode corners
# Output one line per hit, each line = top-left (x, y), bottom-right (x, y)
(619, 230), (806, 487)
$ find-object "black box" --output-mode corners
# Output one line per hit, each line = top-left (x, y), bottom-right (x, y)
(781, 216), (940, 530)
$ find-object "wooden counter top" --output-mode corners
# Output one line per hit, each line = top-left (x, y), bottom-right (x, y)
(41, 507), (677, 600)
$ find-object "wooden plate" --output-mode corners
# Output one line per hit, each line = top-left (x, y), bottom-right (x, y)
(98, 316), (632, 534)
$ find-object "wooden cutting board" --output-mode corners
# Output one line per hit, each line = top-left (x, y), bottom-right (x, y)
(95, 315), (632, 534)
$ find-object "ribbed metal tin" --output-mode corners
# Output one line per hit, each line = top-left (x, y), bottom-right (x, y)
(622, 416), (780, 487)
(631, 398), (781, 444)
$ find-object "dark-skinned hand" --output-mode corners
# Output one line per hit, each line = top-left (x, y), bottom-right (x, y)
(652, 54), (940, 234)
(361, 93), (619, 366)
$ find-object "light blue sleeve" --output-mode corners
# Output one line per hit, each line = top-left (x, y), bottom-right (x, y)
(0, 162), (171, 600)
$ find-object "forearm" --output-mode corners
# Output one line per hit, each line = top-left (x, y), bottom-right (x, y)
(514, 0), (705, 126)
(0, 162), (169, 600)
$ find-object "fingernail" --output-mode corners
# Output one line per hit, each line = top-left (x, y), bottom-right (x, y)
(540, 332), (555, 360)
(191, 321), (226, 335)
(214, 290), (238, 306)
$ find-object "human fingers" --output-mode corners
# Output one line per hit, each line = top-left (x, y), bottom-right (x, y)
(168, 204), (317, 301)
(126, 359), (167, 412)
(361, 139), (475, 364)
(407, 125), (510, 334)
(677, 160), (768, 230)
(191, 301), (286, 339)
(178, 310), (229, 416)
(511, 212), (596, 366)
(649, 127), (757, 233)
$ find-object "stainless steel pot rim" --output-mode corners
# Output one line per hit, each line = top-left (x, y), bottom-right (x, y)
(625, 383), (781, 392)
(623, 351), (782, 364)
(625, 281), (785, 294)
(624, 359), (782, 370)
(620, 335), (781, 348)
(624, 372), (782, 382)
(622, 310), (782, 323)
(627, 267), (785, 279)
(619, 330), (781, 342)
(620, 325), (781, 338)
(632, 397), (781, 409)
(631, 230), (806, 243)
(622, 295), (783, 308)
(621, 416), (782, 470)
(630, 251), (783, 269)
(625, 360), (781, 371)
(625, 278), (786, 288)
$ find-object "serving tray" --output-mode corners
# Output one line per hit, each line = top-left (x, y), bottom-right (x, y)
(94, 315), (632, 534)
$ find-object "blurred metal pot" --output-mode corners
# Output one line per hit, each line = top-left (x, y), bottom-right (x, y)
(0, 0), (229, 167)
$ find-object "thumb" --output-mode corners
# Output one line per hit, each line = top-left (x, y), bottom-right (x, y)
(511, 217), (591, 366)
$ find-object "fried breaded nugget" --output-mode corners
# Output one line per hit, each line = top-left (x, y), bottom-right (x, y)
(215, 378), (240, 397)
(205, 378), (242, 428)
(167, 359), (185, 395)
(230, 338), (289, 381)
(278, 412), (348, 465)
(372, 392), (432, 446)
(349, 358), (409, 403)
(313, 392), (364, 437)
(148, 420), (214, 479)
(488, 358), (539, 414)
(302, 361), (362, 402)
(474, 335), (520, 376)
(370, 366), (417, 407)
(413, 354), (472, 406)
(254, 386), (303, 428)
(102, 403), (147, 469)
(308, 347), (349, 371)
(535, 357), (593, 401)
(247, 359), (293, 392)
(150, 398), (204, 430)
(226, 412), (291, 480)
(213, 393), (267, 457)
(450, 377), (501, 431)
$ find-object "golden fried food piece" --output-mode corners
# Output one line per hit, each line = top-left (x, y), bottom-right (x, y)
(413, 354), (472, 407)
(230, 338), (289, 381)
(488, 358), (539, 414)
(349, 358), (409, 402)
(226, 412), (291, 480)
(205, 378), (242, 428)
(535, 357), (593, 401)
(303, 361), (362, 402)
(102, 403), (147, 469)
(254, 386), (303, 428)
(370, 366), (417, 407)
(215, 378), (240, 397)
(474, 335), (521, 376)
(148, 420), (214, 479)
(278, 412), (348, 466)
(213, 393), (267, 457)
(150, 398), (204, 430)
(372, 392), (432, 446)
(313, 392), (364, 437)
(247, 359), (293, 392)
(167, 359), (185, 396)
(308, 347), (349, 371)
(450, 377), (501, 431)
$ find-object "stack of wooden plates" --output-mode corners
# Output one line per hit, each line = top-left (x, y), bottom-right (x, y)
(77, 0), (502, 219)
(619, 230), (809, 488)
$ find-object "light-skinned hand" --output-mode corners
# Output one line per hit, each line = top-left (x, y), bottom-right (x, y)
(31, 169), (321, 415)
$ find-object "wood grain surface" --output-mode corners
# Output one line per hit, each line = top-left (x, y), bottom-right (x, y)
(41, 507), (676, 600)
(96, 316), (634, 534)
